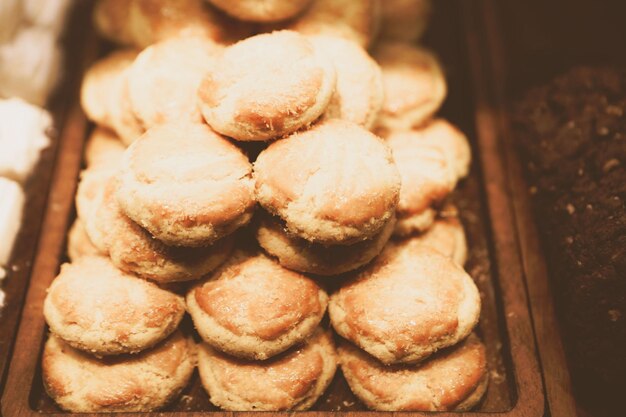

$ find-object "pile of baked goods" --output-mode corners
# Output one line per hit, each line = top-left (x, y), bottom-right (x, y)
(41, 0), (488, 412)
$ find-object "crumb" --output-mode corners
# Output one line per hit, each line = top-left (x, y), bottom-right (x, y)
(608, 309), (621, 322)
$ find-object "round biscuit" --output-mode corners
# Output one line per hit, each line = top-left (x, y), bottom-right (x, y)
(339, 333), (488, 411)
(373, 42), (446, 132)
(87, 174), (234, 283)
(197, 328), (337, 410)
(44, 256), (185, 355)
(256, 213), (395, 276)
(127, 35), (221, 128)
(116, 122), (255, 247)
(254, 119), (400, 244)
(329, 244), (481, 365)
(198, 30), (336, 141)
(308, 34), (384, 129)
(187, 250), (328, 360)
(387, 128), (458, 235)
(42, 331), (195, 412)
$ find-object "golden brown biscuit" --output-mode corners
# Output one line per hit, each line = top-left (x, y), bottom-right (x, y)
(85, 173), (234, 283)
(207, 0), (313, 22)
(93, 0), (253, 48)
(109, 70), (146, 146)
(116, 123), (255, 247)
(329, 244), (481, 365)
(84, 127), (126, 168)
(80, 49), (138, 130)
(308, 35), (384, 129)
(187, 250), (328, 360)
(197, 328), (337, 410)
(254, 119), (401, 245)
(44, 256), (185, 355)
(256, 213), (395, 276)
(285, 0), (381, 48)
(339, 334), (488, 411)
(387, 129), (458, 235)
(43, 331), (196, 412)
(198, 30), (336, 142)
(75, 167), (116, 253)
(419, 119), (472, 179)
(401, 207), (467, 266)
(67, 220), (103, 262)
(127, 35), (221, 128)
(379, 0), (431, 42)
(373, 42), (446, 132)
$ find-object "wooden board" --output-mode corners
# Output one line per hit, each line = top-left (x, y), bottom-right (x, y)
(1, 1), (549, 416)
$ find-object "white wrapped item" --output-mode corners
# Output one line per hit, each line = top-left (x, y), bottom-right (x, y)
(23, 0), (73, 36)
(0, 98), (52, 182)
(0, 0), (22, 42)
(0, 177), (25, 266)
(0, 27), (62, 106)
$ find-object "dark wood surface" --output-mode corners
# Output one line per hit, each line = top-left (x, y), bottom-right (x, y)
(475, 1), (626, 417)
(1, 1), (550, 416)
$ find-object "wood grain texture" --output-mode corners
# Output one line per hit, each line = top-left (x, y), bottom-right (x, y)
(2, 1), (548, 416)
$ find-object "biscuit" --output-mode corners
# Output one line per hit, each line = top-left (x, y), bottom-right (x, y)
(286, 0), (381, 48)
(254, 119), (401, 245)
(373, 42), (446, 132)
(387, 129), (458, 235)
(93, 0), (253, 48)
(86, 173), (234, 283)
(43, 331), (196, 412)
(339, 333), (488, 411)
(329, 244), (481, 364)
(75, 167), (116, 253)
(80, 49), (138, 130)
(256, 213), (395, 276)
(420, 119), (472, 179)
(84, 128), (126, 169)
(197, 328), (337, 410)
(401, 207), (467, 266)
(127, 35), (221, 128)
(308, 35), (384, 129)
(67, 220), (103, 262)
(44, 256), (185, 355)
(207, 0), (313, 23)
(198, 30), (336, 141)
(187, 250), (328, 360)
(380, 0), (432, 42)
(116, 123), (255, 247)
(109, 70), (147, 146)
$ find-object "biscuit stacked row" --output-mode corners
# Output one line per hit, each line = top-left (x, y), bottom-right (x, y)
(41, 0), (488, 412)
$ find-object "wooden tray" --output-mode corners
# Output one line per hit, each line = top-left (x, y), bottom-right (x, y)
(1, 1), (548, 416)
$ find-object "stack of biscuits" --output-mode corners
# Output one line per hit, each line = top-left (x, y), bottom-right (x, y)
(42, 0), (488, 412)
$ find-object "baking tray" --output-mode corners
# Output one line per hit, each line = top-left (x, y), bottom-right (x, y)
(0, 1), (90, 394)
(1, 1), (548, 416)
